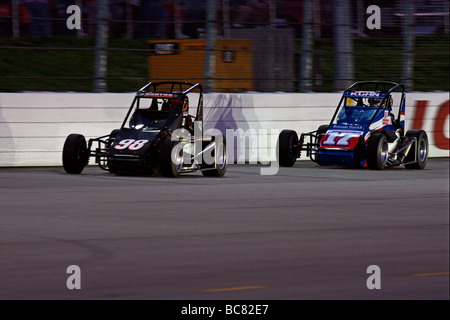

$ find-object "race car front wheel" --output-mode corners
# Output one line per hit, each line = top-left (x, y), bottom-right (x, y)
(367, 133), (389, 170)
(404, 130), (428, 169)
(62, 134), (89, 174)
(202, 135), (227, 177)
(312, 125), (329, 162)
(316, 125), (329, 143)
(277, 130), (299, 167)
(160, 139), (184, 177)
(107, 129), (120, 148)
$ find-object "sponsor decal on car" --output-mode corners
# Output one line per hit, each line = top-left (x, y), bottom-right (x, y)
(382, 110), (390, 126)
(320, 130), (362, 149)
(344, 91), (388, 98)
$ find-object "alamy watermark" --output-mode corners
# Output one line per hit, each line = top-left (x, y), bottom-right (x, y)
(366, 265), (381, 290)
(65, 264), (381, 291)
(66, 265), (81, 290)
(366, 5), (381, 30)
(170, 123), (281, 176)
(65, 4), (382, 32)
(66, 5), (81, 30)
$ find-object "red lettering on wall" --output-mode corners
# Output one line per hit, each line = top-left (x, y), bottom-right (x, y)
(433, 100), (450, 150)
(411, 100), (428, 129)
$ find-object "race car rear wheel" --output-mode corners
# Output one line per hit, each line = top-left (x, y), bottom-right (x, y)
(367, 133), (389, 170)
(277, 130), (299, 167)
(62, 134), (89, 174)
(160, 139), (184, 177)
(202, 135), (227, 177)
(404, 130), (428, 169)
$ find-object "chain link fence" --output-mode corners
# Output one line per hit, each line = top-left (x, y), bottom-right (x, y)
(0, 0), (448, 92)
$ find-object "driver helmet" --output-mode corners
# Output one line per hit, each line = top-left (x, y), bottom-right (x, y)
(369, 97), (383, 107)
(169, 96), (189, 111)
(183, 96), (189, 111)
(369, 95), (393, 109)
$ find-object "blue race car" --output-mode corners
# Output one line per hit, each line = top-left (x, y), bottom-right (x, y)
(277, 81), (429, 170)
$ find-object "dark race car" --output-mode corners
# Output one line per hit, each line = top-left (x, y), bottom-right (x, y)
(277, 81), (429, 170)
(62, 81), (227, 177)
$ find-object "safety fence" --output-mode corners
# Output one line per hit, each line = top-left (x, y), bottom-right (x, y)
(0, 0), (449, 93)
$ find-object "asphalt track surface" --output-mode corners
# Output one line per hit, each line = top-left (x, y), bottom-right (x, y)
(0, 159), (448, 300)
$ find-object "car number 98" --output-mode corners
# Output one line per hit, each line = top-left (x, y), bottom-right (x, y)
(114, 139), (149, 150)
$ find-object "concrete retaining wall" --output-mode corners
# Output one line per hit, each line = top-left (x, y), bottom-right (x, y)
(0, 91), (448, 166)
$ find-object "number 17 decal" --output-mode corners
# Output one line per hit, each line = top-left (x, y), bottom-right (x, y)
(114, 139), (149, 150)
(322, 132), (360, 146)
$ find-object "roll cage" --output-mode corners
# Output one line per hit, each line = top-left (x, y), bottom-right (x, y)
(330, 81), (406, 131)
(122, 81), (204, 131)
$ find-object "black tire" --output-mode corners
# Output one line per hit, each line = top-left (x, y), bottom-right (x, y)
(367, 132), (389, 170)
(404, 130), (428, 169)
(62, 134), (89, 174)
(277, 130), (298, 167)
(202, 135), (227, 177)
(159, 139), (184, 177)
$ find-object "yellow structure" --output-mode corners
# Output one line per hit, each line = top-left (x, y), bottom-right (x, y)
(148, 39), (253, 92)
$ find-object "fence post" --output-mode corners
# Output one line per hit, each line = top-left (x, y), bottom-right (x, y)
(11, 0), (19, 38)
(269, 0), (277, 28)
(445, 1), (449, 34)
(75, 0), (83, 38)
(402, 0), (415, 91)
(204, 0), (217, 93)
(174, 0), (183, 39)
(299, 0), (313, 92)
(93, 0), (109, 93)
(333, 0), (354, 91)
(223, 0), (230, 38)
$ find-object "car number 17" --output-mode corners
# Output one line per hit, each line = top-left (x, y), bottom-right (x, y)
(322, 131), (361, 146)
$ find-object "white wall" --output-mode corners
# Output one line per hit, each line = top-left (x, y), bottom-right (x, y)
(0, 91), (448, 166)
(203, 92), (449, 163)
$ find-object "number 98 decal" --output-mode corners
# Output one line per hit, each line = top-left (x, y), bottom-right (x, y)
(114, 139), (149, 150)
